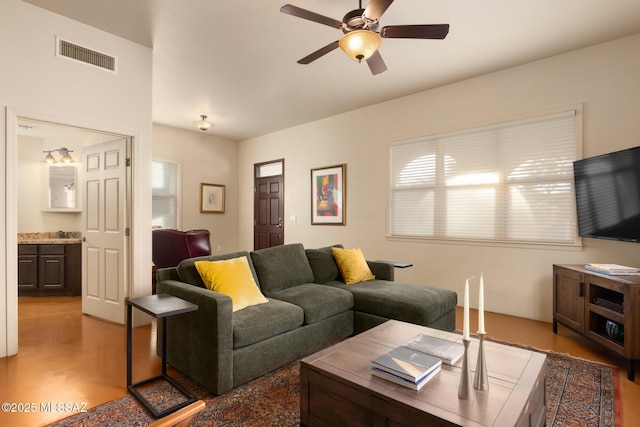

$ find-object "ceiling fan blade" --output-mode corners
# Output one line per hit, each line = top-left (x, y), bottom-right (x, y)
(297, 40), (340, 64)
(380, 24), (450, 39)
(366, 50), (388, 75)
(280, 4), (343, 28)
(363, 0), (395, 21)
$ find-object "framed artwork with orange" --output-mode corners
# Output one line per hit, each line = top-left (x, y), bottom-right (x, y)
(311, 164), (346, 225)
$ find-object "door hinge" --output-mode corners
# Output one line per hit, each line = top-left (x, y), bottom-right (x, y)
(126, 157), (131, 167)
(125, 227), (130, 236)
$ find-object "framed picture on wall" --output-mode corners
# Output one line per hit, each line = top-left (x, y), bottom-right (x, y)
(200, 183), (225, 213)
(311, 164), (346, 225)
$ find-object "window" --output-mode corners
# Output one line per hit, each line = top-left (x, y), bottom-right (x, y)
(390, 110), (578, 245)
(152, 160), (179, 229)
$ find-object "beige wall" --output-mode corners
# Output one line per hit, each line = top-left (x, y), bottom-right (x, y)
(239, 33), (640, 323)
(152, 124), (240, 254)
(1, 0), (152, 356)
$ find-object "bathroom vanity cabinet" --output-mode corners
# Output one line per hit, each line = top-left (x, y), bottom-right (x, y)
(18, 243), (81, 296)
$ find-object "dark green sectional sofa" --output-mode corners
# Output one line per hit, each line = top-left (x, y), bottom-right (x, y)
(156, 243), (457, 395)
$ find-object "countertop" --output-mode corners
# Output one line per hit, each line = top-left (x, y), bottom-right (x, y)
(18, 232), (82, 245)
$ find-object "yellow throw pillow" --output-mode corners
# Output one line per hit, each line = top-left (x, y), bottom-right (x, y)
(195, 257), (268, 312)
(332, 247), (375, 285)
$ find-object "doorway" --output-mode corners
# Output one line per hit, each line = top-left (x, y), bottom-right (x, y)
(254, 159), (285, 250)
(15, 117), (131, 325)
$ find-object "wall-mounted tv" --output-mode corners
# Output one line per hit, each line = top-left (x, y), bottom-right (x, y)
(573, 146), (640, 243)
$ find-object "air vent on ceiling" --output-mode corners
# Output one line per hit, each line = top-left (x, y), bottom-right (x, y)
(56, 37), (117, 74)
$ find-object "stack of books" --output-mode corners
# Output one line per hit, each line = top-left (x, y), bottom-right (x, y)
(371, 334), (464, 390)
(585, 263), (640, 276)
(372, 347), (441, 390)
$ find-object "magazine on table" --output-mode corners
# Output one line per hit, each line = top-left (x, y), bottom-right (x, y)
(402, 334), (464, 365)
(585, 263), (640, 275)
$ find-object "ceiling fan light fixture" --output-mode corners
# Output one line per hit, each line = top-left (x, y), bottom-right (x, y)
(194, 114), (213, 131)
(339, 29), (381, 62)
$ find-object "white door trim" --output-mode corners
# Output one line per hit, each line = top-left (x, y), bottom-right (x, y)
(4, 108), (19, 357)
(2, 107), (138, 356)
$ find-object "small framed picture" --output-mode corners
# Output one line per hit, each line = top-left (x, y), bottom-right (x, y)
(311, 164), (346, 225)
(200, 183), (225, 213)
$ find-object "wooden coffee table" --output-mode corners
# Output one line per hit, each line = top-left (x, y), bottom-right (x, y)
(300, 320), (546, 427)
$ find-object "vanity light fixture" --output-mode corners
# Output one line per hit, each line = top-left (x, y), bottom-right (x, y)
(43, 147), (75, 164)
(43, 151), (57, 163)
(194, 115), (213, 131)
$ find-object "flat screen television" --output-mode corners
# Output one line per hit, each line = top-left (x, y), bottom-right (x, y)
(573, 146), (640, 243)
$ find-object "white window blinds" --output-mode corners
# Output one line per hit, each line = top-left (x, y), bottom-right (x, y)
(390, 111), (578, 244)
(152, 160), (179, 229)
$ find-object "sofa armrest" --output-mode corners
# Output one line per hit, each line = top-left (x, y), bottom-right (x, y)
(156, 279), (234, 394)
(156, 266), (179, 282)
(367, 261), (395, 281)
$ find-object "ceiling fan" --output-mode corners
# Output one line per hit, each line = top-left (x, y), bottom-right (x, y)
(280, 0), (449, 75)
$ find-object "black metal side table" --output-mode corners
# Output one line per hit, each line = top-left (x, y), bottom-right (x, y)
(126, 293), (199, 418)
(375, 260), (414, 268)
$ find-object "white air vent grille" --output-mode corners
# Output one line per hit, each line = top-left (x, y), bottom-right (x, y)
(56, 37), (117, 73)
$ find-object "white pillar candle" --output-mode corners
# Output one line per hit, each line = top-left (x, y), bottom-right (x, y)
(478, 274), (485, 334)
(463, 277), (471, 340)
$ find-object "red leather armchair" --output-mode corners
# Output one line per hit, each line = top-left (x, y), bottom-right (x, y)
(152, 229), (212, 269)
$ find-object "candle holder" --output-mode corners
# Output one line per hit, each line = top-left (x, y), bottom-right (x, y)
(474, 333), (489, 390)
(458, 339), (473, 400)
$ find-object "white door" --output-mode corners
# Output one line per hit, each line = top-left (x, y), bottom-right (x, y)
(82, 139), (128, 324)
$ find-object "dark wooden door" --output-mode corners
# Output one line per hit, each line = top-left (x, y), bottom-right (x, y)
(254, 174), (284, 250)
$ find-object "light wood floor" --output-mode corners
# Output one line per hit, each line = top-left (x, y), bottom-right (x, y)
(1, 297), (638, 426)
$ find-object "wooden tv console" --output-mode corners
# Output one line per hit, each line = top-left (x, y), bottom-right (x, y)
(553, 264), (640, 380)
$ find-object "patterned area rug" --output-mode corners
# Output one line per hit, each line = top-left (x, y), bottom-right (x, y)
(47, 352), (621, 427)
(545, 352), (621, 427)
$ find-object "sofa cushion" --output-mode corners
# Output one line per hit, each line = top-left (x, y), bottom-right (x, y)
(195, 257), (268, 312)
(268, 283), (353, 325)
(325, 280), (457, 327)
(332, 247), (375, 285)
(176, 251), (258, 288)
(232, 299), (304, 348)
(305, 245), (343, 283)
(250, 243), (314, 294)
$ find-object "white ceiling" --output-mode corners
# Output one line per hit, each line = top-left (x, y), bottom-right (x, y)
(22, 0), (640, 141)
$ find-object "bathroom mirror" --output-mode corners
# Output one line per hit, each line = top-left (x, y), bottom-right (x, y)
(45, 165), (79, 211)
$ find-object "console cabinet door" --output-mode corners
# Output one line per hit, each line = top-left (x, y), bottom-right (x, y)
(553, 265), (585, 333)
